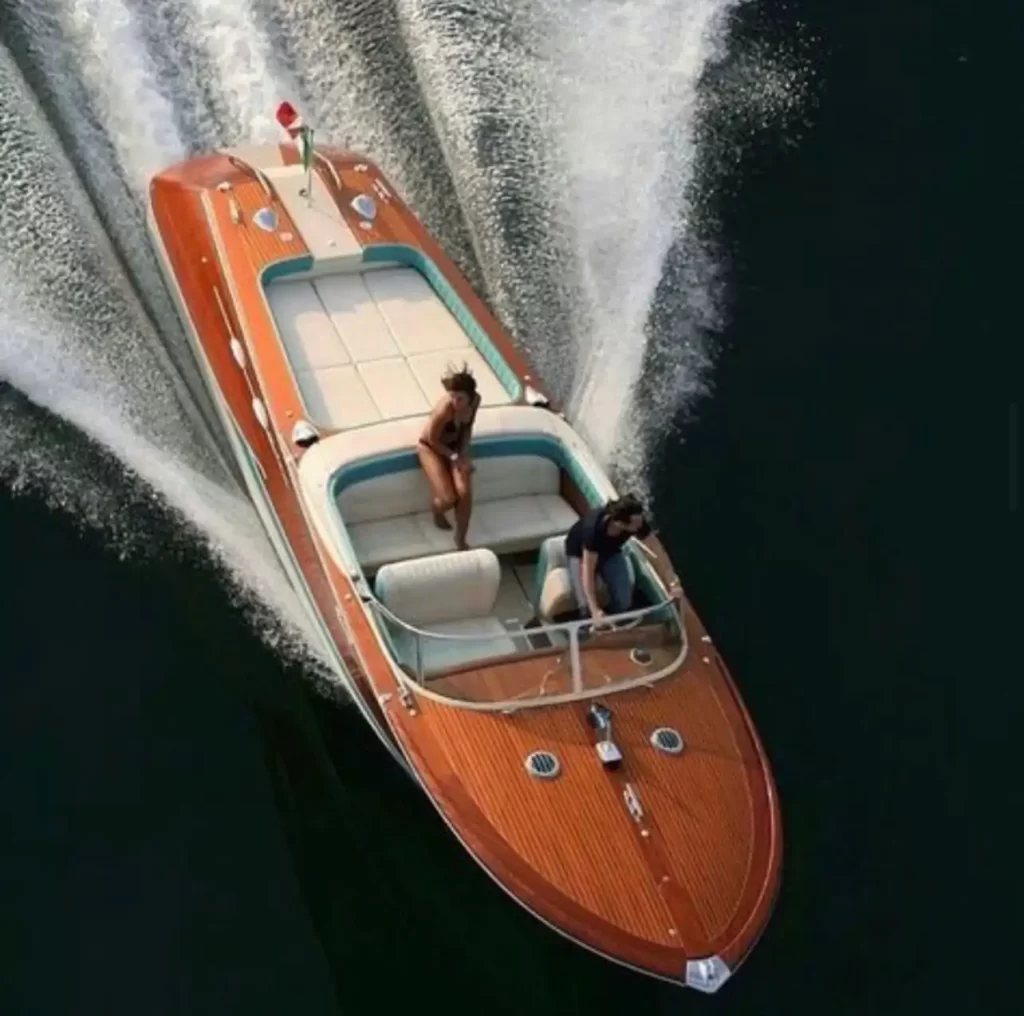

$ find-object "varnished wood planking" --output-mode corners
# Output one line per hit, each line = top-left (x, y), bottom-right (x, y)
(427, 639), (675, 700)
(421, 699), (682, 945)
(221, 178), (307, 266)
(411, 662), (763, 949)
(577, 643), (678, 692)
(155, 153), (243, 190)
(205, 180), (315, 460)
(560, 470), (592, 516)
(607, 669), (756, 940)
(315, 533), (692, 975)
(401, 609), (775, 959)
(429, 656), (575, 702)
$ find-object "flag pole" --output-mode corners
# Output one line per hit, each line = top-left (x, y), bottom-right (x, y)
(275, 102), (316, 206)
(304, 127), (314, 207)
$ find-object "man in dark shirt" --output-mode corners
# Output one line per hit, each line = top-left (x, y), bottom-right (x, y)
(564, 494), (667, 623)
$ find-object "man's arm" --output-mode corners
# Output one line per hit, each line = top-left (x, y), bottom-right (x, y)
(580, 548), (604, 617)
(636, 528), (683, 599)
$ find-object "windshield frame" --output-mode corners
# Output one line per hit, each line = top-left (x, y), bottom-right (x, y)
(363, 592), (689, 711)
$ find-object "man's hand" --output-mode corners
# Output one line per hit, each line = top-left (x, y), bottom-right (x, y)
(667, 578), (682, 601)
(452, 455), (474, 475)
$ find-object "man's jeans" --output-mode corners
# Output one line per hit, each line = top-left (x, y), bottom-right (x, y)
(568, 552), (634, 617)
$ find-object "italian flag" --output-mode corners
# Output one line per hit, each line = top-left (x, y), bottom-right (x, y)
(275, 101), (314, 172)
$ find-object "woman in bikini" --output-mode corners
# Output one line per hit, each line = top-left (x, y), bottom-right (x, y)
(417, 365), (481, 551)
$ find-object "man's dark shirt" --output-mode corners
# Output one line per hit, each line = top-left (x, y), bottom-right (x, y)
(565, 507), (651, 564)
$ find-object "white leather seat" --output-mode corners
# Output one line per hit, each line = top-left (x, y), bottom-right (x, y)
(534, 534), (637, 623)
(341, 454), (580, 571)
(374, 548), (518, 676)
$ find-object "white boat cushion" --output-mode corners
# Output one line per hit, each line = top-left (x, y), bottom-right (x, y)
(374, 549), (517, 675)
(538, 566), (576, 623)
(533, 533), (636, 620)
(374, 548), (501, 626)
(340, 455), (580, 570)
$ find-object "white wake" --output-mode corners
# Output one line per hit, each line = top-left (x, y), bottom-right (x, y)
(0, 0), (806, 675)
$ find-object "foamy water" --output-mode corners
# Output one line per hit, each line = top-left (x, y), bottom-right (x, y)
(0, 0), (806, 676)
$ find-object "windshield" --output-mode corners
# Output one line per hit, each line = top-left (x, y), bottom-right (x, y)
(366, 597), (688, 710)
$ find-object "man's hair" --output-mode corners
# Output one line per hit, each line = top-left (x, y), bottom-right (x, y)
(606, 493), (645, 523)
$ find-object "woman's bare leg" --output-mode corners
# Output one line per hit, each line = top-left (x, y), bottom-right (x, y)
(416, 444), (456, 530)
(452, 466), (473, 550)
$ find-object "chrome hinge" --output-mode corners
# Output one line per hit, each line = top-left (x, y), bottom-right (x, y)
(397, 683), (416, 713)
(623, 783), (645, 823)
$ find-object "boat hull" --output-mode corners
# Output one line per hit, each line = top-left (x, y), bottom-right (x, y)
(146, 143), (781, 991)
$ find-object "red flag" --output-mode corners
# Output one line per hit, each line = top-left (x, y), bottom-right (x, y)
(275, 101), (304, 139)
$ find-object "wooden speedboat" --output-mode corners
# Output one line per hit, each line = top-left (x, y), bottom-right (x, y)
(146, 104), (781, 992)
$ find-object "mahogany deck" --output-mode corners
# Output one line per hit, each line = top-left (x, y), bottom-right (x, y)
(428, 640), (679, 702)
(148, 145), (782, 986)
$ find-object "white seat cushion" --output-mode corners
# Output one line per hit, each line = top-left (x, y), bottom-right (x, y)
(340, 454), (580, 570)
(374, 549), (516, 675)
(350, 494), (579, 572)
(375, 548), (501, 626)
(472, 493), (579, 551)
(339, 454), (561, 522)
(538, 567), (575, 623)
(350, 513), (457, 571)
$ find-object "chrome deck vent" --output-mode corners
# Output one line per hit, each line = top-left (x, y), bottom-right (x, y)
(650, 727), (685, 755)
(524, 750), (561, 780)
(630, 648), (653, 666)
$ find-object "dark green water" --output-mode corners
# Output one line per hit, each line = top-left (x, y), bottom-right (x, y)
(1, 1), (1000, 1013)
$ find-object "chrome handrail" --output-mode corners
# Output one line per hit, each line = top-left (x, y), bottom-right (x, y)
(363, 589), (685, 706)
(225, 154), (273, 197)
(314, 150), (342, 190)
(365, 592), (677, 643)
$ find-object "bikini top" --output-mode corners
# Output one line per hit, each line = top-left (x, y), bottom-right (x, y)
(439, 395), (480, 449)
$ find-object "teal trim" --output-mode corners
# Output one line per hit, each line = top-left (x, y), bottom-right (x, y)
(633, 558), (662, 606)
(330, 431), (602, 508)
(363, 243), (522, 401)
(261, 256), (314, 284)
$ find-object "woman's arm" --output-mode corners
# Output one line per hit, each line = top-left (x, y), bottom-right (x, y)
(456, 394), (481, 458)
(421, 402), (456, 460)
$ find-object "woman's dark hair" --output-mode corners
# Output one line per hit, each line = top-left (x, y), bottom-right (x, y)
(442, 363), (477, 397)
(606, 493), (645, 523)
